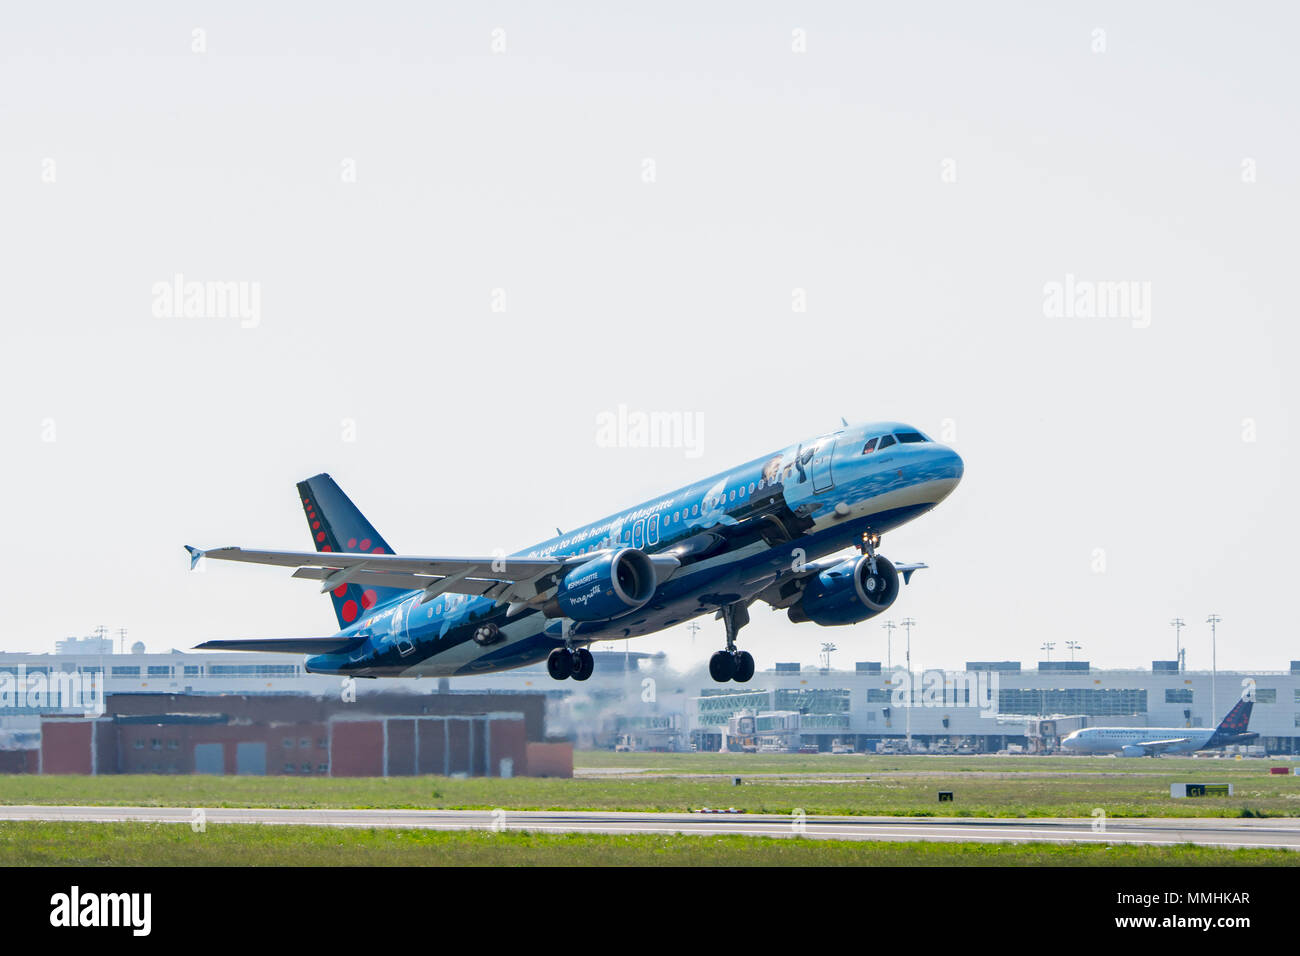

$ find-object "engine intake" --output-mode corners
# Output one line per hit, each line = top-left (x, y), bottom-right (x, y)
(546, 548), (658, 622)
(787, 554), (900, 626)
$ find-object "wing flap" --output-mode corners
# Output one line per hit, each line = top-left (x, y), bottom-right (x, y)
(289, 567), (503, 597)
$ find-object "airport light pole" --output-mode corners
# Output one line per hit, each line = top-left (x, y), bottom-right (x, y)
(901, 617), (916, 751)
(820, 642), (837, 673)
(881, 620), (896, 671)
(1170, 618), (1185, 672)
(1066, 640), (1082, 661)
(1040, 641), (1055, 662)
(1207, 614), (1221, 725)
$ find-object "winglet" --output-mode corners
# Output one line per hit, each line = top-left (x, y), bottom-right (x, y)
(184, 545), (204, 571)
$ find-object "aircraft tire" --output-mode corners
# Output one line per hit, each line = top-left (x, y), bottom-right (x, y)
(547, 649), (573, 680)
(571, 647), (594, 681)
(709, 650), (737, 682)
(732, 651), (755, 683)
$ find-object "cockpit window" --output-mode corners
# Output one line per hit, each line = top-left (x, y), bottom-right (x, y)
(895, 432), (927, 443)
(861, 438), (878, 454)
(877, 435), (896, 450)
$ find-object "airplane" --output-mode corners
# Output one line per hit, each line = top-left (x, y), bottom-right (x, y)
(186, 421), (963, 683)
(1059, 694), (1257, 756)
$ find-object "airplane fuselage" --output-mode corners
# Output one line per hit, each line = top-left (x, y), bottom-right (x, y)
(304, 421), (963, 677)
(1060, 728), (1215, 755)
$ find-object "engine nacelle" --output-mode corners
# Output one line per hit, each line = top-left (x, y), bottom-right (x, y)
(546, 548), (658, 622)
(1119, 744), (1147, 758)
(787, 554), (900, 626)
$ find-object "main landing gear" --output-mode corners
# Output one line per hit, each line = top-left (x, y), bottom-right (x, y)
(709, 602), (755, 683)
(548, 646), (594, 681)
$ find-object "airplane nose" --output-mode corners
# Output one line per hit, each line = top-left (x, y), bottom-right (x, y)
(923, 444), (963, 502)
(946, 447), (964, 484)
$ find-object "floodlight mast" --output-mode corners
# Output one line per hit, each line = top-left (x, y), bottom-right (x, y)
(1207, 614), (1221, 725)
(901, 618), (916, 750)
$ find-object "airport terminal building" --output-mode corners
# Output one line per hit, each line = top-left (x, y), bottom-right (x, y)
(2, 643), (1298, 761)
(451, 653), (1300, 755)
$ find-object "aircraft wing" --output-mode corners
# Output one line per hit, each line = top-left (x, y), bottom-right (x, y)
(1133, 738), (1191, 754)
(186, 545), (573, 608)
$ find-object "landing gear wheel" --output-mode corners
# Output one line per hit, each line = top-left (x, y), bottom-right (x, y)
(473, 622), (501, 646)
(732, 651), (755, 683)
(547, 648), (573, 680)
(571, 647), (594, 681)
(709, 650), (737, 682)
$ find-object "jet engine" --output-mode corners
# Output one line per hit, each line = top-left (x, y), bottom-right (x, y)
(545, 548), (658, 622)
(787, 554), (900, 626)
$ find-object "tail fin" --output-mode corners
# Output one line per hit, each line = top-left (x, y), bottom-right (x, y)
(1213, 694), (1254, 736)
(297, 474), (408, 628)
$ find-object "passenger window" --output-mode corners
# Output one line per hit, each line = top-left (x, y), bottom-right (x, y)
(877, 435), (896, 450)
(862, 438), (878, 454)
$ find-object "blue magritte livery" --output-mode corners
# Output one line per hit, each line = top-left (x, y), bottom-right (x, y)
(188, 420), (963, 683)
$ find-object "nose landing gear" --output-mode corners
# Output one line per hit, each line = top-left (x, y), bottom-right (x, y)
(709, 602), (755, 683)
(859, 531), (882, 573)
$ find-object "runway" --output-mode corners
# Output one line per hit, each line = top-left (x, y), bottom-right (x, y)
(2, 805), (1298, 849)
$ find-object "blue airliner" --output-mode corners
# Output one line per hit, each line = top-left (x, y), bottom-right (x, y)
(188, 421), (963, 683)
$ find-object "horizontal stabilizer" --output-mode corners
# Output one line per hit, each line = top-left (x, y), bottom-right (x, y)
(193, 636), (366, 655)
(894, 561), (928, 585)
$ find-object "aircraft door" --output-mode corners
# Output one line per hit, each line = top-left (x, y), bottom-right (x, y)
(394, 599), (416, 657)
(811, 438), (836, 493)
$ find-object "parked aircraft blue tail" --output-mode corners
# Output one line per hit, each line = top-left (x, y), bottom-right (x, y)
(1205, 694), (1257, 748)
(297, 474), (409, 628)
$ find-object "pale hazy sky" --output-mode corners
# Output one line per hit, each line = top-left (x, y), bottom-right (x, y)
(1, 3), (1295, 672)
